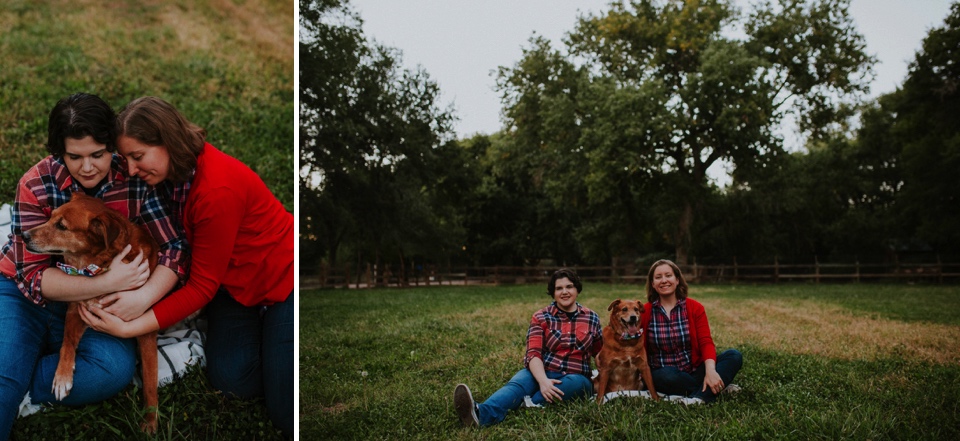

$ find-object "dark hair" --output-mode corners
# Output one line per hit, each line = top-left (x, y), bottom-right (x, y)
(116, 96), (206, 183)
(645, 259), (689, 303)
(547, 268), (582, 297)
(46, 93), (117, 157)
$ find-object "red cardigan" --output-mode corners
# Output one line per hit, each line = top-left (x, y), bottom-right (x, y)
(152, 144), (294, 329)
(644, 298), (717, 369)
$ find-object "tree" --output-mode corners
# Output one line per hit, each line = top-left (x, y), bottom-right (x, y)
(851, 3), (960, 256)
(299, 0), (460, 279)
(497, 0), (873, 264)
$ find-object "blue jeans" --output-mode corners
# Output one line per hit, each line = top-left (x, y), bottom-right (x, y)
(0, 277), (135, 439)
(477, 368), (593, 426)
(205, 288), (293, 438)
(651, 349), (743, 403)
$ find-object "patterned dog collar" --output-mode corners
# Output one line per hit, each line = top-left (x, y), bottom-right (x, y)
(56, 262), (107, 277)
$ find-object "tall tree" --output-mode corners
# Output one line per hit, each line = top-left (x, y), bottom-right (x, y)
(497, 0), (873, 264)
(299, 0), (459, 276)
(852, 3), (960, 255)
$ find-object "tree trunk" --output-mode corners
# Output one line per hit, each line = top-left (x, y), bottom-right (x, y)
(674, 201), (694, 266)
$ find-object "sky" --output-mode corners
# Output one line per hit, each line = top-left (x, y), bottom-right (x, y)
(348, 0), (955, 139)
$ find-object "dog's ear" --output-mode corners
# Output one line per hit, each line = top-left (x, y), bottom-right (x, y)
(90, 213), (124, 249)
(608, 299), (621, 311)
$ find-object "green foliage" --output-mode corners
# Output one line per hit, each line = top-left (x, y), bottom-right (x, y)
(495, 0), (873, 265)
(12, 364), (284, 440)
(300, 284), (960, 440)
(0, 0), (294, 209)
(299, 0), (463, 269)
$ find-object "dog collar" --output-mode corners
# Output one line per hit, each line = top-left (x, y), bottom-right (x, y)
(56, 262), (107, 277)
(621, 330), (643, 340)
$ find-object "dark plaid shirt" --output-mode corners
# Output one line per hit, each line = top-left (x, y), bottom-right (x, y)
(0, 155), (188, 304)
(524, 302), (603, 377)
(648, 298), (694, 372)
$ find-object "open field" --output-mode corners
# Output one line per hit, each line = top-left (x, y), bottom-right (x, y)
(300, 283), (960, 440)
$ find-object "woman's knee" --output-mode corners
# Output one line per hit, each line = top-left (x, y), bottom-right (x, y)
(719, 349), (743, 369)
(207, 356), (263, 399)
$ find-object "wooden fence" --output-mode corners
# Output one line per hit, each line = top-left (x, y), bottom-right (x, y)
(301, 259), (960, 289)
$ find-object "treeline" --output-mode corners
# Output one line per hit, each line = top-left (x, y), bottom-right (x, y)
(299, 0), (960, 273)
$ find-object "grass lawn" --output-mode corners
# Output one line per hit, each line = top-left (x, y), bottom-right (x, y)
(300, 283), (960, 440)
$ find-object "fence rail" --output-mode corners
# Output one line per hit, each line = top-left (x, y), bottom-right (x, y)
(301, 260), (960, 289)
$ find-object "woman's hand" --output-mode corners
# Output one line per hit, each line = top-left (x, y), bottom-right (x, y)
(79, 302), (135, 338)
(97, 288), (153, 321)
(702, 367), (725, 395)
(104, 245), (150, 292)
(538, 378), (565, 403)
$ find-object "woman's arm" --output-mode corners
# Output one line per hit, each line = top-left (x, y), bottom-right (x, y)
(79, 302), (160, 338)
(96, 265), (179, 320)
(38, 245), (150, 302)
(528, 357), (564, 403)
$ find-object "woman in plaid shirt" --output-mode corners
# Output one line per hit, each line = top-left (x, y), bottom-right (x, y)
(0, 93), (187, 439)
(454, 268), (602, 427)
(644, 259), (743, 405)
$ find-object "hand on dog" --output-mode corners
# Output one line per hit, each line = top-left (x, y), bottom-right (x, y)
(105, 245), (151, 292)
(98, 288), (154, 322)
(79, 302), (131, 338)
(538, 379), (565, 403)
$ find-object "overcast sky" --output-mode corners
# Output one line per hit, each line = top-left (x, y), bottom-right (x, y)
(348, 0), (955, 138)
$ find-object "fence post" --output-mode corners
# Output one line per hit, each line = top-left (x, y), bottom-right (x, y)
(938, 254), (943, 284)
(815, 256), (820, 285)
(733, 256), (739, 282)
(774, 256), (780, 283)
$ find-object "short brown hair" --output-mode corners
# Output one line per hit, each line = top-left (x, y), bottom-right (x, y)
(47, 93), (116, 157)
(116, 96), (206, 183)
(645, 259), (689, 303)
(547, 268), (582, 297)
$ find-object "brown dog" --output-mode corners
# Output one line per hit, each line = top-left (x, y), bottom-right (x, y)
(23, 192), (161, 433)
(593, 299), (658, 403)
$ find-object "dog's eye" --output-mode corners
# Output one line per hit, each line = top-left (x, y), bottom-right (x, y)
(56, 220), (67, 231)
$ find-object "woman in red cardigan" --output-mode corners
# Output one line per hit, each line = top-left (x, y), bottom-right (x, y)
(644, 259), (742, 405)
(80, 97), (293, 437)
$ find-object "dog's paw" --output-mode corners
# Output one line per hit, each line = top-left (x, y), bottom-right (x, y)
(140, 416), (158, 434)
(51, 376), (73, 401)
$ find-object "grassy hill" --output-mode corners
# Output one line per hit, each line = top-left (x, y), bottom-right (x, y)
(0, 0), (294, 210)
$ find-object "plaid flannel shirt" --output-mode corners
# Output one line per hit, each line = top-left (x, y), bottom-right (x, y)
(0, 155), (188, 305)
(648, 298), (694, 372)
(524, 302), (602, 377)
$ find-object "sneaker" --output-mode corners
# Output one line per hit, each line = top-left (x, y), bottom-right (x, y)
(18, 392), (42, 417)
(454, 384), (479, 427)
(721, 384), (742, 396)
(679, 397), (705, 406)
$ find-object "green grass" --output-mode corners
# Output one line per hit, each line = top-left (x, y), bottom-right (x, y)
(11, 364), (284, 440)
(0, 0), (294, 210)
(300, 283), (960, 440)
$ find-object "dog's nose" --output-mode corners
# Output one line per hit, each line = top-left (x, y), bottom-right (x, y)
(22, 231), (31, 242)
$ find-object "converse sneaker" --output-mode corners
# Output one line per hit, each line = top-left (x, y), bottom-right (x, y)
(680, 397), (705, 406)
(722, 383), (742, 396)
(454, 384), (479, 427)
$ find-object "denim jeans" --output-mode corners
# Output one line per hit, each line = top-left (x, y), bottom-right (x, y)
(205, 287), (293, 438)
(0, 277), (135, 439)
(651, 348), (743, 403)
(477, 368), (593, 426)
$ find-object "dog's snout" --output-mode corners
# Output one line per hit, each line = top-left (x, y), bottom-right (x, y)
(627, 314), (639, 324)
(22, 230), (32, 242)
